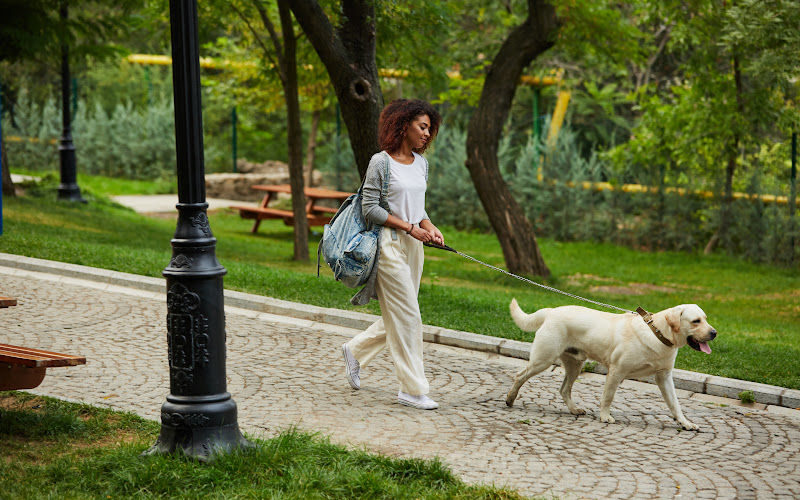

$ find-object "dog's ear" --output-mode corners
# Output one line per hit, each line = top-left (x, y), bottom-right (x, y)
(665, 306), (683, 334)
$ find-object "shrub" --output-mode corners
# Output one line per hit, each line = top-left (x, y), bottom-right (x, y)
(738, 390), (756, 404)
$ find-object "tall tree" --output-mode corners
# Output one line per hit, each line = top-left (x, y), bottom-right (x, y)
(464, 0), (558, 277)
(288, 0), (382, 179)
(229, 0), (310, 260)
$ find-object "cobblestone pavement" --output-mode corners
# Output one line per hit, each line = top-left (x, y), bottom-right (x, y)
(2, 267), (799, 499)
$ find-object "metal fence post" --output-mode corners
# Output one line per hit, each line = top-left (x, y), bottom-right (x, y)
(791, 132), (797, 262)
(231, 106), (237, 173)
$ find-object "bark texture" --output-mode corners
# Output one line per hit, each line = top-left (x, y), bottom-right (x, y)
(1, 145), (14, 197)
(247, 0), (309, 260)
(289, 0), (382, 179)
(465, 0), (557, 277)
(276, 0), (310, 261)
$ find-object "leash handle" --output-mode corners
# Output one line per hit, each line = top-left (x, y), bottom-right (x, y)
(423, 241), (457, 253)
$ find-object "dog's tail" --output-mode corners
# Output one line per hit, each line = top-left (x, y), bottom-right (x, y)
(509, 298), (550, 332)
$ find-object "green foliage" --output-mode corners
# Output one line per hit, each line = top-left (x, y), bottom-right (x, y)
(0, 0), (143, 64)
(425, 126), (490, 230)
(738, 390), (755, 404)
(3, 89), (180, 179)
(420, 122), (798, 266)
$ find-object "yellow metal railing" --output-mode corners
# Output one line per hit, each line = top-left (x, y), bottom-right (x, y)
(556, 179), (789, 205)
(6, 135), (58, 145)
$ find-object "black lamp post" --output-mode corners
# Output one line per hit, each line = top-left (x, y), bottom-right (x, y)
(57, 0), (85, 203)
(145, 0), (250, 460)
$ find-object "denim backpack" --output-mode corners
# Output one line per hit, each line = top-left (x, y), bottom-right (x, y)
(317, 153), (390, 288)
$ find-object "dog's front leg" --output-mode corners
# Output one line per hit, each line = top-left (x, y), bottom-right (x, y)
(597, 369), (625, 424)
(655, 370), (698, 431)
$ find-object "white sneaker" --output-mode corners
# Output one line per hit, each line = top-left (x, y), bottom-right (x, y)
(397, 391), (439, 410)
(342, 344), (360, 390)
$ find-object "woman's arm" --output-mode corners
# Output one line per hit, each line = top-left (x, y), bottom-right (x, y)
(386, 214), (432, 242)
(361, 156), (390, 225)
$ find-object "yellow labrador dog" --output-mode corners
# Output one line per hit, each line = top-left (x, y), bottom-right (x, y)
(505, 299), (717, 430)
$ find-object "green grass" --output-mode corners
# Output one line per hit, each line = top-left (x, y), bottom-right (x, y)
(0, 392), (521, 499)
(1, 174), (799, 389)
(10, 168), (177, 196)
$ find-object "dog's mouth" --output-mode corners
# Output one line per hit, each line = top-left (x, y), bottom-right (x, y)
(687, 335), (712, 354)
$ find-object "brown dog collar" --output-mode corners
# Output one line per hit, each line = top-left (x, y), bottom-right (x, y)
(636, 307), (674, 347)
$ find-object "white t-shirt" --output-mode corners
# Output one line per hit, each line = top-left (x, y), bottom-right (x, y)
(387, 152), (427, 224)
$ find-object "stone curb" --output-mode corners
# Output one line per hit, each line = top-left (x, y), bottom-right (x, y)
(2, 251), (799, 410)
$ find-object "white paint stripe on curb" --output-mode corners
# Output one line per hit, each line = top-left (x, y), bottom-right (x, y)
(1, 251), (798, 410)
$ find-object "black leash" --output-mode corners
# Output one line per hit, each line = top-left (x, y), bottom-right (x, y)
(423, 241), (633, 314)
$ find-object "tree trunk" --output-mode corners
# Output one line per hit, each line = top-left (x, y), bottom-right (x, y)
(289, 0), (383, 180)
(277, 0), (309, 261)
(304, 109), (320, 187)
(1, 144), (15, 197)
(465, 0), (557, 277)
(706, 53), (743, 254)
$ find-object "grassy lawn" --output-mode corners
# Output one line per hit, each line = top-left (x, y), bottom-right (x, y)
(1, 174), (799, 389)
(0, 392), (520, 499)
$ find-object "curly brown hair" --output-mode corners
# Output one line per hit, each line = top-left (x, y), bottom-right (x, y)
(378, 99), (442, 154)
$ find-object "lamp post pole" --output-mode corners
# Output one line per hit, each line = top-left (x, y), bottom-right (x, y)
(145, 0), (250, 461)
(57, 0), (85, 203)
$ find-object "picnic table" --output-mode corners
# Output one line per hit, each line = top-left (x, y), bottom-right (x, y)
(231, 184), (353, 233)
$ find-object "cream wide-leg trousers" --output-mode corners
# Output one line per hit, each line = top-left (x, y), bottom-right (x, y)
(346, 226), (429, 395)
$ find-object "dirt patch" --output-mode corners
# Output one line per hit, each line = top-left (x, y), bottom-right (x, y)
(0, 393), (48, 411)
(565, 273), (615, 287)
(590, 283), (679, 296)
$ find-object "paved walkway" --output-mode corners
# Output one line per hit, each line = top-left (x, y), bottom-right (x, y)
(110, 194), (242, 213)
(1, 263), (799, 499)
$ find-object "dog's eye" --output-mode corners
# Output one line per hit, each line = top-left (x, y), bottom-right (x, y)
(691, 319), (701, 324)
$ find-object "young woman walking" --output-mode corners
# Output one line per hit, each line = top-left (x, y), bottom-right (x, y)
(341, 99), (444, 410)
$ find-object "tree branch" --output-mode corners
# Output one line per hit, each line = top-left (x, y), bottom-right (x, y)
(230, 1), (282, 81)
(253, 0), (283, 57)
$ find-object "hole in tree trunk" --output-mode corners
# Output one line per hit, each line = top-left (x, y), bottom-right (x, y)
(349, 78), (371, 102)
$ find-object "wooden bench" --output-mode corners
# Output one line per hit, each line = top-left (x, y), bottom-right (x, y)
(0, 344), (86, 391)
(0, 296), (18, 308)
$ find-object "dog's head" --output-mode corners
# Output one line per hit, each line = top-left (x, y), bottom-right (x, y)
(663, 304), (717, 354)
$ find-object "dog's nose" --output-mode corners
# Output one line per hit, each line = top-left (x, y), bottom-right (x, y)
(709, 329), (717, 339)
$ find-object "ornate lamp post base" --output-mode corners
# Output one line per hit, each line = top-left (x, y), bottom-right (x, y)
(146, 201), (252, 461)
(144, 394), (251, 461)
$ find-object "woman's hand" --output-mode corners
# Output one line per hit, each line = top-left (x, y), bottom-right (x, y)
(419, 220), (444, 246)
(408, 225), (432, 243)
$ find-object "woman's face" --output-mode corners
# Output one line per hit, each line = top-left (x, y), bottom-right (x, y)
(403, 114), (432, 151)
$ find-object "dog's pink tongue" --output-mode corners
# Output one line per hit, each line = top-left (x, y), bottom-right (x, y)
(699, 342), (712, 354)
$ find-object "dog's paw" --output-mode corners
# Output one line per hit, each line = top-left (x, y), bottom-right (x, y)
(569, 407), (586, 415)
(680, 420), (699, 431)
(598, 413), (615, 424)
(505, 394), (516, 407)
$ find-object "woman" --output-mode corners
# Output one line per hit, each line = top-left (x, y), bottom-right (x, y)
(341, 99), (444, 410)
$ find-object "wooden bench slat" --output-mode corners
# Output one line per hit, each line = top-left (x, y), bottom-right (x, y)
(0, 344), (86, 368)
(310, 205), (338, 214)
(0, 296), (17, 307)
(232, 206), (294, 218)
(232, 206), (333, 227)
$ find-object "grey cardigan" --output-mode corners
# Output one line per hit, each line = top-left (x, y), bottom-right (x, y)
(350, 151), (429, 305)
